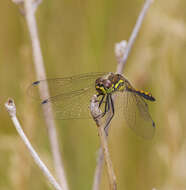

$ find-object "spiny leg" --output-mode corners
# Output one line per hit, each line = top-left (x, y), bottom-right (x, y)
(110, 94), (115, 115)
(95, 94), (108, 119)
(107, 94), (110, 112)
(99, 95), (105, 108)
(101, 95), (109, 118)
(104, 94), (115, 136)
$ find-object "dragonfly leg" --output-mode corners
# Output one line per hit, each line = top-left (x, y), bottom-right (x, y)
(104, 94), (115, 136)
(99, 95), (105, 108)
(110, 94), (115, 115)
(99, 95), (108, 118)
(94, 95), (108, 119)
(107, 94), (110, 111)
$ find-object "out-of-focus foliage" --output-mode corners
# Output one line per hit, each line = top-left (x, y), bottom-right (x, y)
(1, 0), (186, 190)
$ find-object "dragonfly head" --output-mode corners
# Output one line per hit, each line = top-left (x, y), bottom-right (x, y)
(95, 77), (113, 95)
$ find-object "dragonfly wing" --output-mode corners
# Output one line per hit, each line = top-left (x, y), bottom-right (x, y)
(27, 72), (106, 100)
(42, 87), (97, 119)
(115, 91), (155, 139)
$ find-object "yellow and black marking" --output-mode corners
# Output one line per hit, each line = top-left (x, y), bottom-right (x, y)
(95, 85), (107, 95)
(114, 79), (125, 91)
(127, 87), (155, 101)
(135, 89), (155, 101)
(29, 72), (156, 138)
(95, 80), (115, 95)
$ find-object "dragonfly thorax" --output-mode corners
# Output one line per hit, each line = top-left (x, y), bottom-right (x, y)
(28, 72), (156, 139)
(95, 73), (128, 95)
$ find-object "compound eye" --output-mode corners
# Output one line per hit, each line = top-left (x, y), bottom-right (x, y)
(98, 82), (103, 87)
(104, 80), (112, 89)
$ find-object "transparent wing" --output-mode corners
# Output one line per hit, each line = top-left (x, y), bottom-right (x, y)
(114, 91), (155, 139)
(27, 72), (106, 100)
(41, 87), (98, 119)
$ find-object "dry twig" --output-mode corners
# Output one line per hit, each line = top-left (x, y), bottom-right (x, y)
(90, 96), (117, 190)
(11, 0), (69, 189)
(92, 147), (104, 190)
(116, 0), (154, 74)
(92, 0), (154, 189)
(5, 99), (62, 190)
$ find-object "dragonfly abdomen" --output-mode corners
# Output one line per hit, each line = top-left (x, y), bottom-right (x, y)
(135, 89), (155, 101)
(127, 86), (155, 101)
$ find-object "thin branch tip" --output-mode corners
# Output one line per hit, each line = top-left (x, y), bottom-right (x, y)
(116, 0), (154, 74)
(23, 0), (69, 188)
(115, 40), (127, 65)
(12, 0), (42, 15)
(90, 95), (117, 189)
(5, 98), (16, 117)
(90, 95), (102, 122)
(32, 0), (43, 13)
(12, 0), (24, 5)
(5, 98), (62, 190)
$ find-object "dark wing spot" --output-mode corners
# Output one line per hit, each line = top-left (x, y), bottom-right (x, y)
(32, 81), (40, 86)
(42, 99), (48, 104)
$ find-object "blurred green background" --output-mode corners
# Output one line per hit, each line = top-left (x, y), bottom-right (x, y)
(1, 0), (186, 190)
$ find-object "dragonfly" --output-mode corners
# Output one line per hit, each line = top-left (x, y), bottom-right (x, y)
(28, 72), (156, 139)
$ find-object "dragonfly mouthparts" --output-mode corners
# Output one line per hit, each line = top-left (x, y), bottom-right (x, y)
(28, 72), (156, 139)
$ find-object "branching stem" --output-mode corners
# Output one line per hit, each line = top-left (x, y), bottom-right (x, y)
(22, 0), (69, 189)
(92, 0), (154, 189)
(5, 99), (63, 190)
(90, 96), (117, 190)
